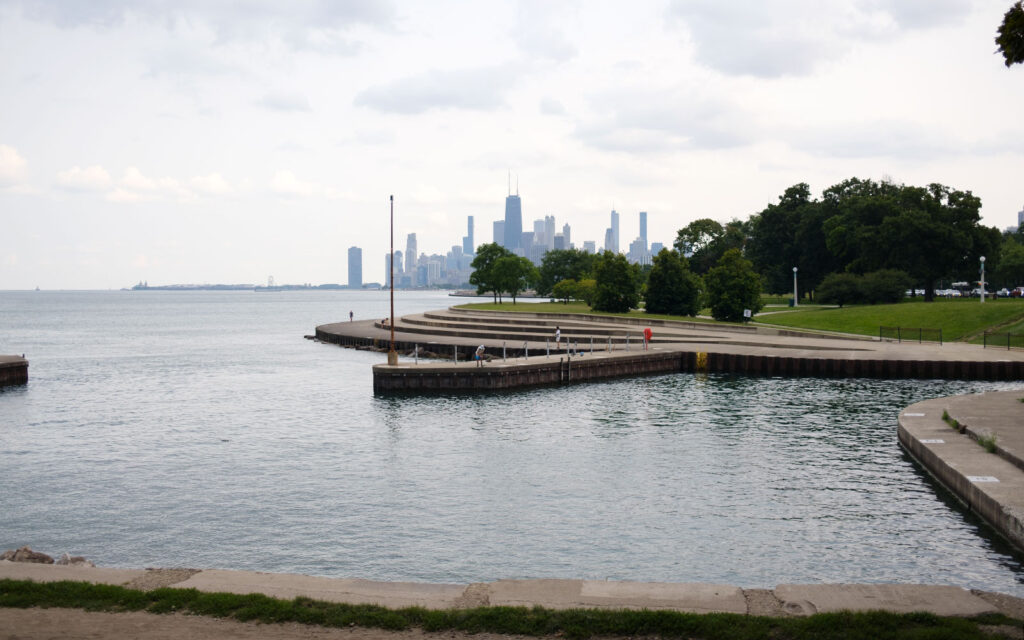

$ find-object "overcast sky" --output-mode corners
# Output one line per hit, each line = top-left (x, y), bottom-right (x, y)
(2, 0), (1022, 289)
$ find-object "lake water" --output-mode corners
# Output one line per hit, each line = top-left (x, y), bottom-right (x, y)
(1, 289), (1022, 595)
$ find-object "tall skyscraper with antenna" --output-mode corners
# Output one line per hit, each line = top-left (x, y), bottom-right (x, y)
(503, 173), (522, 252)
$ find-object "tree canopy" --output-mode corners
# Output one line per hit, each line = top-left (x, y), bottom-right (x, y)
(536, 249), (596, 296)
(592, 251), (640, 313)
(997, 1), (1024, 67)
(644, 249), (701, 316)
(469, 243), (513, 302)
(492, 255), (537, 304)
(704, 249), (763, 322)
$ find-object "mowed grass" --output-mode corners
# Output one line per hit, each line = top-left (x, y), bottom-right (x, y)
(755, 299), (1024, 341)
(456, 301), (732, 325)
(0, 579), (1016, 640)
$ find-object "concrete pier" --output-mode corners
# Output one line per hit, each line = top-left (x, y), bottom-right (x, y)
(898, 390), (1024, 553)
(314, 308), (1024, 393)
(0, 355), (28, 387)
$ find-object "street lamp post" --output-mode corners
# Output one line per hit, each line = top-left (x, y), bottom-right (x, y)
(980, 256), (986, 304)
(388, 195), (398, 365)
(793, 267), (798, 307)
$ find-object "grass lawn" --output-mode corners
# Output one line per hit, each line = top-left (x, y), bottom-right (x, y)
(454, 301), (734, 325)
(1, 579), (1018, 640)
(754, 299), (1024, 341)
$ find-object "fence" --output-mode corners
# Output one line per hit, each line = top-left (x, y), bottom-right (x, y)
(879, 326), (943, 344)
(983, 332), (1024, 350)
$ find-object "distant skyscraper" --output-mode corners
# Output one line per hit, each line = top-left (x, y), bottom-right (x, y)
(611, 210), (620, 253)
(553, 234), (566, 250)
(1018, 205), (1024, 227)
(504, 178), (523, 251)
(604, 227), (615, 253)
(348, 246), (362, 289)
(493, 220), (505, 246)
(583, 240), (596, 254)
(384, 253), (392, 288)
(562, 223), (571, 249)
(651, 242), (664, 255)
(463, 216), (474, 255)
(544, 215), (555, 250)
(533, 218), (545, 244)
(394, 250), (403, 276)
(638, 211), (647, 251)
(405, 233), (417, 273)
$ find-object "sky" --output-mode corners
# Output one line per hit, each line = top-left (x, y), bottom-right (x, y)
(1, 0), (1023, 289)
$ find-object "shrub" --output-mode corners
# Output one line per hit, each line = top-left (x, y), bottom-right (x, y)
(816, 272), (862, 307)
(860, 269), (912, 304)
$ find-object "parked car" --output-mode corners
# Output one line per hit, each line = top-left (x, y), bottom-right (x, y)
(997, 288), (1010, 298)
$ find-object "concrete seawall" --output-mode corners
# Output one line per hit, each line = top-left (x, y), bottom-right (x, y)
(898, 391), (1024, 553)
(0, 356), (28, 388)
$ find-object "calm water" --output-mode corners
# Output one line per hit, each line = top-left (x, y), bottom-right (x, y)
(1, 290), (1023, 594)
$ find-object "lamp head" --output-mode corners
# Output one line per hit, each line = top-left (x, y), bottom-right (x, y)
(980, 256), (986, 263)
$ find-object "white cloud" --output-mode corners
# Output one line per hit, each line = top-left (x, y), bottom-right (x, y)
(270, 170), (317, 198)
(257, 91), (313, 113)
(190, 173), (232, 195)
(55, 165), (112, 191)
(0, 144), (28, 186)
(539, 97), (566, 116)
(512, 0), (578, 62)
(354, 65), (518, 114)
(666, 0), (974, 77)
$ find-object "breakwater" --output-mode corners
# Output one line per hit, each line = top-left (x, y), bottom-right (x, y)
(0, 355), (28, 387)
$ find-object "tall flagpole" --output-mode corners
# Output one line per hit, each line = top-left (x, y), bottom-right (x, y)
(388, 195), (397, 365)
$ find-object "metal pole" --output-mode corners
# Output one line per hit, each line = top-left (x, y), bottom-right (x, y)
(415, 344), (418, 364)
(590, 337), (593, 354)
(627, 334), (630, 350)
(546, 339), (550, 358)
(608, 336), (611, 351)
(980, 256), (986, 304)
(503, 341), (506, 361)
(453, 345), (457, 363)
(524, 341), (528, 359)
(387, 195), (398, 366)
(793, 266), (798, 307)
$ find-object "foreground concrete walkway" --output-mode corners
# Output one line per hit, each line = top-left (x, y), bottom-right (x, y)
(0, 562), (1016, 618)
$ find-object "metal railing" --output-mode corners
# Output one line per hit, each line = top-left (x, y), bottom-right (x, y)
(879, 326), (942, 344)
(983, 331), (1024, 350)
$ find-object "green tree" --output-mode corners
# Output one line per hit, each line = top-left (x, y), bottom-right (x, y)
(536, 249), (596, 296)
(551, 278), (578, 303)
(673, 218), (747, 274)
(492, 255), (537, 304)
(994, 235), (1024, 287)
(576, 278), (597, 306)
(644, 249), (701, 316)
(860, 269), (912, 304)
(815, 272), (862, 307)
(592, 251), (640, 313)
(704, 248), (763, 322)
(469, 243), (513, 302)
(997, 1), (1024, 67)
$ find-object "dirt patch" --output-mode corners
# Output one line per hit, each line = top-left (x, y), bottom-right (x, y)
(741, 588), (789, 617)
(123, 568), (201, 591)
(0, 607), (541, 640)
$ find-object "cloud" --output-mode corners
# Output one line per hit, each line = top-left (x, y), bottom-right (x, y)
(257, 91), (313, 112)
(573, 89), (753, 153)
(190, 173), (232, 195)
(788, 120), (1024, 159)
(0, 144), (28, 187)
(666, 0), (973, 77)
(539, 97), (566, 116)
(512, 0), (578, 62)
(55, 165), (112, 191)
(270, 170), (317, 197)
(353, 65), (517, 114)
(8, 0), (397, 53)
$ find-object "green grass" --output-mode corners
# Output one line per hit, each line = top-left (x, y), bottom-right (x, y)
(0, 579), (1017, 640)
(455, 301), (738, 325)
(977, 433), (998, 453)
(753, 299), (1024, 341)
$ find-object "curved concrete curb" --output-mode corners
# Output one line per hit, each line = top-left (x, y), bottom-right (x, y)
(898, 390), (1024, 553)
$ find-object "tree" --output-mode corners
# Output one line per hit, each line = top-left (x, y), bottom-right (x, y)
(704, 248), (763, 322)
(469, 243), (512, 302)
(997, 1), (1024, 67)
(592, 251), (640, 313)
(860, 269), (912, 304)
(536, 249), (596, 296)
(673, 218), (747, 274)
(551, 278), (578, 303)
(576, 278), (598, 306)
(492, 255), (537, 304)
(816, 272), (861, 307)
(644, 249), (701, 316)
(994, 235), (1024, 287)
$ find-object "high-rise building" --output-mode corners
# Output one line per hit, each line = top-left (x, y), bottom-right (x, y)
(638, 211), (647, 251)
(1018, 205), (1024, 227)
(384, 252), (396, 288)
(493, 220), (505, 247)
(583, 240), (596, 254)
(405, 233), (417, 273)
(651, 242), (664, 255)
(604, 227), (615, 254)
(348, 246), (362, 289)
(394, 250), (403, 276)
(533, 219), (545, 245)
(504, 192), (522, 251)
(463, 216), (474, 255)
(544, 215), (555, 250)
(553, 234), (566, 250)
(611, 210), (619, 253)
(562, 223), (571, 249)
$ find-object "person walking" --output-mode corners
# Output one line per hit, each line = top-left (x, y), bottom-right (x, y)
(555, 326), (561, 350)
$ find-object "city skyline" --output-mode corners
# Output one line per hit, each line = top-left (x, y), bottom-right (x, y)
(2, 2), (1023, 289)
